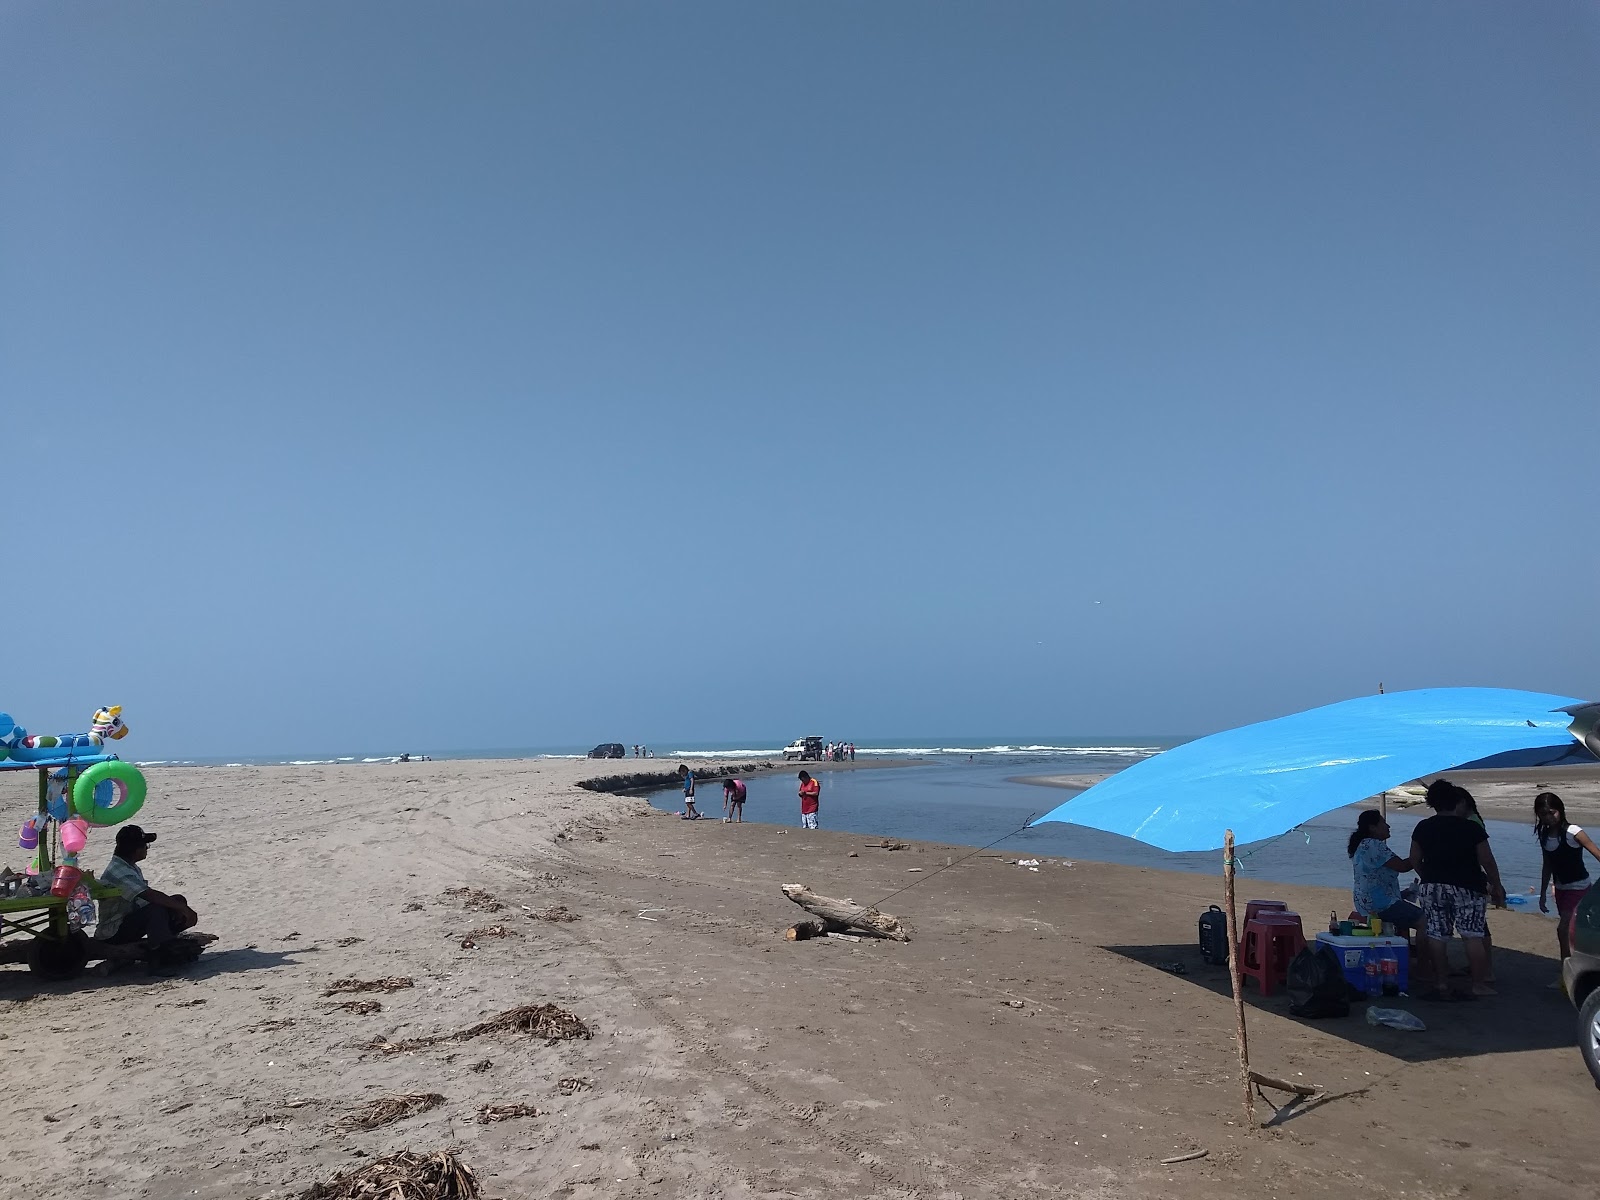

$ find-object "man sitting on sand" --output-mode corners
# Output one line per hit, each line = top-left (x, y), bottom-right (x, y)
(96, 825), (199, 952)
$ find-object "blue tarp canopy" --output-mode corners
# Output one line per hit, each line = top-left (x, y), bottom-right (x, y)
(1032, 688), (1593, 853)
(0, 755), (116, 772)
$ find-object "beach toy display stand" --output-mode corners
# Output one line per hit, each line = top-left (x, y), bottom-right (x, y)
(1, 707), (142, 980)
(0, 764), (119, 979)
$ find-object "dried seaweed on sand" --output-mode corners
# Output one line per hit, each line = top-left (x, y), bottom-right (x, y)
(456, 1004), (591, 1043)
(360, 1004), (590, 1057)
(460, 924), (519, 948)
(324, 976), (414, 996)
(333, 1093), (445, 1131)
(529, 905), (579, 922)
(474, 1102), (539, 1123)
(337, 999), (383, 1015)
(298, 1149), (479, 1200)
(442, 887), (504, 913)
(556, 1077), (592, 1095)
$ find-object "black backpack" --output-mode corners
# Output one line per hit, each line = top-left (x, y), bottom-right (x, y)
(1287, 946), (1351, 1019)
(1197, 905), (1230, 965)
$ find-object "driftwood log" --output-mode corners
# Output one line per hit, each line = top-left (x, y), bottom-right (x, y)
(781, 884), (910, 941)
(786, 920), (828, 941)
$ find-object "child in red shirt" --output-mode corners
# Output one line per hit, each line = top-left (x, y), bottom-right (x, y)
(797, 771), (820, 829)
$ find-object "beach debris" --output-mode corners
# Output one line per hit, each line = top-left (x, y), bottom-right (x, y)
(780, 884), (910, 942)
(786, 920), (828, 942)
(336, 936), (365, 948)
(847, 851), (859, 857)
(470, 1059), (493, 1073)
(362, 1004), (592, 1057)
(1004, 1000), (1024, 1009)
(870, 839), (908, 851)
(336, 1000), (383, 1015)
(638, 908), (666, 922)
(247, 1018), (298, 1033)
(460, 925), (519, 949)
(1156, 962), (1189, 976)
(1366, 1007), (1426, 1031)
(457, 1003), (592, 1044)
(402, 901), (424, 913)
(474, 1102), (539, 1124)
(442, 887), (504, 913)
(324, 976), (415, 997)
(1016, 859), (1041, 868)
(297, 1148), (480, 1200)
(1161, 1149), (1209, 1165)
(557, 1076), (593, 1095)
(529, 904), (579, 922)
(333, 1092), (445, 1132)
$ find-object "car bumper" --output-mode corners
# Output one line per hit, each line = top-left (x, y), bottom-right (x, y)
(1563, 955), (1588, 1006)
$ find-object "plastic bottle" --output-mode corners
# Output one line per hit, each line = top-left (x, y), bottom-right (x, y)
(1364, 957), (1380, 998)
(1381, 950), (1398, 996)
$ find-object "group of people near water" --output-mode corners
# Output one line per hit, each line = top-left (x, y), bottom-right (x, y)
(1348, 779), (1599, 999)
(674, 765), (822, 828)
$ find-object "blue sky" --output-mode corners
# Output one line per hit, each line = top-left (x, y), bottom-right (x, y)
(3, 4), (1596, 758)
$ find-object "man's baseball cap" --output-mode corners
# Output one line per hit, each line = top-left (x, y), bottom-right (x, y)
(115, 824), (156, 849)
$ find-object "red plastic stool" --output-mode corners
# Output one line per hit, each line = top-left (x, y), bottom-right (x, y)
(1237, 913), (1306, 996)
(1244, 899), (1289, 926)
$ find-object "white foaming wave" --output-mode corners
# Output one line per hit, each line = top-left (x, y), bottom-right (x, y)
(668, 748), (782, 759)
(857, 745), (1161, 757)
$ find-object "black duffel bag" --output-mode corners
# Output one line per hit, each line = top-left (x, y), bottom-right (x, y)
(1286, 945), (1350, 1019)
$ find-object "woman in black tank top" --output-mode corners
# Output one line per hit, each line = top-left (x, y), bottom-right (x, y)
(1535, 792), (1600, 961)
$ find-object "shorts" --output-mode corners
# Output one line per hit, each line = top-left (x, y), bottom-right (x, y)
(1554, 885), (1590, 922)
(801, 812), (818, 829)
(1376, 898), (1424, 932)
(1418, 882), (1487, 940)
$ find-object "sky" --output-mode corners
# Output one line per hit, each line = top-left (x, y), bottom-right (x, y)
(2, 4), (1597, 759)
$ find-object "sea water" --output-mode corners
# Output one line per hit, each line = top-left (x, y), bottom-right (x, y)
(649, 754), (1555, 906)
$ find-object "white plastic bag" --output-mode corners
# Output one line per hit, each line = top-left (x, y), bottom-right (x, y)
(1366, 1007), (1426, 1031)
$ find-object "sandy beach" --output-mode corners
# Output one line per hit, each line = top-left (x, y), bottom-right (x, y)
(3, 758), (1596, 1200)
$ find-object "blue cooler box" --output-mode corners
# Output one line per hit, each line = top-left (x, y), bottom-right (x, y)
(1315, 932), (1409, 996)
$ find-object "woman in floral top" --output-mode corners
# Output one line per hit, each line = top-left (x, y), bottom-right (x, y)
(1348, 808), (1421, 932)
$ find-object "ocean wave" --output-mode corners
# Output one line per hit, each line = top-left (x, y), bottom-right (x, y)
(664, 744), (1162, 760)
(856, 745), (1161, 757)
(668, 748), (782, 759)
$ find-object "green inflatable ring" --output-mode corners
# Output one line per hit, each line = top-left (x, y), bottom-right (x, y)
(72, 760), (147, 826)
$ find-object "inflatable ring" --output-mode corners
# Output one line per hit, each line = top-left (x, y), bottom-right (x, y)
(72, 761), (147, 826)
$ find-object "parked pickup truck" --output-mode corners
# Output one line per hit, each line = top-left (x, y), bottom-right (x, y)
(783, 736), (825, 761)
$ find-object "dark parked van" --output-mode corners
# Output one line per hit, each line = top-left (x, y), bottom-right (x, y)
(587, 743), (627, 759)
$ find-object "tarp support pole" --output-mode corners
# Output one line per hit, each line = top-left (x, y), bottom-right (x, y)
(1223, 829), (1254, 1128)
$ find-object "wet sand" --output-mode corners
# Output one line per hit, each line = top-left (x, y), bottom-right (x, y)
(1, 759), (1594, 1199)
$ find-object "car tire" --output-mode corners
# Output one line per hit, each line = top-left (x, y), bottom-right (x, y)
(1581, 986), (1600, 1091)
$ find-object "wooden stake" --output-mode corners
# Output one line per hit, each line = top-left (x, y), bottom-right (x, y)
(1223, 830), (1254, 1127)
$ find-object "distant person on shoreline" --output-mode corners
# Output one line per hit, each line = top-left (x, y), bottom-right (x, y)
(723, 777), (746, 823)
(678, 764), (700, 819)
(798, 770), (820, 829)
